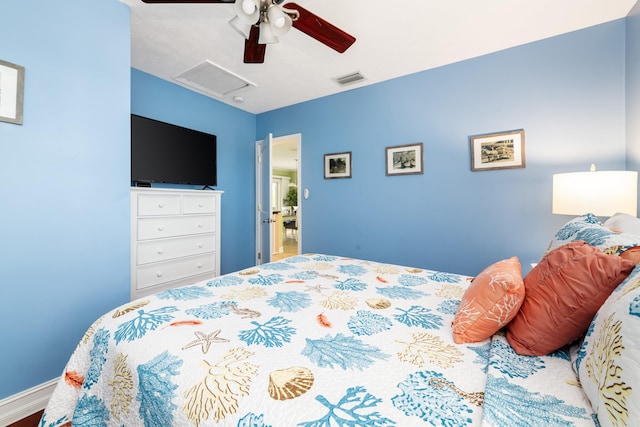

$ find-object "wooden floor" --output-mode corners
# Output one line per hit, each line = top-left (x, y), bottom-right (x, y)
(272, 235), (298, 261)
(8, 410), (43, 427)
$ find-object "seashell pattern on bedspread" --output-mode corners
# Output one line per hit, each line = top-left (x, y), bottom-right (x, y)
(41, 254), (596, 426)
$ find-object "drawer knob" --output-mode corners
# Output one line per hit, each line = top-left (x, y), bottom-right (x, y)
(156, 272), (163, 278)
(158, 203), (164, 208)
(157, 226), (164, 231)
(198, 243), (203, 248)
(198, 223), (203, 228)
(197, 263), (203, 269)
(157, 249), (164, 254)
(198, 203), (203, 207)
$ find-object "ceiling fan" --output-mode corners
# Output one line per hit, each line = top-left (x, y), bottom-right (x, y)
(140, 0), (356, 64)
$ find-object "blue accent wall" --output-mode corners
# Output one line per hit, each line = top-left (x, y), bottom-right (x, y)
(1, 1), (638, 403)
(257, 20), (628, 276)
(627, 1), (640, 212)
(131, 69), (257, 274)
(0, 0), (130, 399)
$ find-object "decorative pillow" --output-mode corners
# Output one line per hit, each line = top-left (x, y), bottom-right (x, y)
(620, 246), (640, 264)
(506, 241), (635, 356)
(545, 213), (640, 256)
(452, 256), (524, 344)
(604, 212), (640, 235)
(573, 264), (640, 427)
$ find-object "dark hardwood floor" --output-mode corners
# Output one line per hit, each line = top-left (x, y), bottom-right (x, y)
(7, 410), (43, 427)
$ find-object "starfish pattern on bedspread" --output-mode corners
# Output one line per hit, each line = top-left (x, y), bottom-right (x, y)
(182, 329), (229, 354)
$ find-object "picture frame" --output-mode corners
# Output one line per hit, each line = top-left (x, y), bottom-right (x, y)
(386, 143), (423, 176)
(0, 59), (25, 125)
(324, 151), (352, 179)
(470, 129), (525, 171)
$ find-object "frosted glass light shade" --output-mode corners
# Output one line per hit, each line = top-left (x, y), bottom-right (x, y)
(267, 5), (292, 36)
(241, 0), (257, 14)
(229, 15), (252, 39)
(552, 170), (638, 217)
(258, 21), (279, 44)
(234, 0), (260, 24)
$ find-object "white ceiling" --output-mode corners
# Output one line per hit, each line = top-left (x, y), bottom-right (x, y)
(120, 0), (637, 115)
(272, 136), (299, 171)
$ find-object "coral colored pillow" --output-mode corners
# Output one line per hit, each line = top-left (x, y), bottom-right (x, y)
(506, 241), (635, 356)
(452, 256), (524, 344)
(620, 246), (640, 264)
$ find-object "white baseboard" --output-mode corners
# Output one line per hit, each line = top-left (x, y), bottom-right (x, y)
(0, 379), (57, 426)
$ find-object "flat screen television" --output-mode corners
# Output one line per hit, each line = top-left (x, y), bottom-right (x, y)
(131, 114), (217, 187)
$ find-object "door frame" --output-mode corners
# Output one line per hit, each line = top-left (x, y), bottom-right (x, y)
(255, 135), (272, 265)
(255, 133), (302, 264)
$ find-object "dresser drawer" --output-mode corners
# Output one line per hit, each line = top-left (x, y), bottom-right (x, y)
(131, 188), (222, 300)
(137, 215), (216, 240)
(183, 194), (217, 214)
(137, 194), (181, 216)
(136, 234), (215, 265)
(136, 253), (216, 290)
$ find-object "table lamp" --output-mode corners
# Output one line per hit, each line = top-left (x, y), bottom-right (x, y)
(552, 164), (638, 217)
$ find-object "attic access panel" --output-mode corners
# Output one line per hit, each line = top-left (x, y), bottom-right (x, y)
(173, 60), (256, 98)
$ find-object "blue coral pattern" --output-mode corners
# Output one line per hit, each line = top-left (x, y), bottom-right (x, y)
(41, 254), (598, 426)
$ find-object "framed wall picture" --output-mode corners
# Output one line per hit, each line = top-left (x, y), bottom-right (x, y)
(386, 143), (423, 176)
(324, 151), (352, 179)
(470, 129), (525, 171)
(0, 59), (25, 125)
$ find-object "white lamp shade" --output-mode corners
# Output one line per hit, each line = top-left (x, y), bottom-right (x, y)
(234, 0), (260, 24)
(552, 170), (638, 217)
(267, 5), (292, 37)
(258, 21), (279, 44)
(229, 15), (252, 39)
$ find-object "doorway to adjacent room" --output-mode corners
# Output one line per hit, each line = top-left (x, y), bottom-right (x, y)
(255, 133), (301, 264)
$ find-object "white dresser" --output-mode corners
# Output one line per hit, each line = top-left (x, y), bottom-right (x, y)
(130, 188), (222, 299)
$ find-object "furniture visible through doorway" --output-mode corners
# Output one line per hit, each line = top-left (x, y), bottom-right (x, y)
(284, 218), (297, 240)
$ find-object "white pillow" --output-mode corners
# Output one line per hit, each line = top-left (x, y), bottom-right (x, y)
(604, 213), (640, 235)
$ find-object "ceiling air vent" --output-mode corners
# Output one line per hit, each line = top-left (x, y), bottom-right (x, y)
(173, 60), (256, 99)
(333, 71), (366, 87)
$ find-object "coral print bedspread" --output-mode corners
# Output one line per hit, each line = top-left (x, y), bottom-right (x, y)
(42, 254), (595, 426)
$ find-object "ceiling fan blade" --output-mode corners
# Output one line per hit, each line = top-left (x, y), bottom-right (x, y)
(141, 0), (234, 3)
(286, 2), (356, 53)
(244, 25), (266, 63)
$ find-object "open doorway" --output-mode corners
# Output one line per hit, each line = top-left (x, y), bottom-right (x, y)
(271, 134), (301, 261)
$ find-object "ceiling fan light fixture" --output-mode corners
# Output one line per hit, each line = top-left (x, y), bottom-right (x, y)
(267, 5), (292, 37)
(234, 0), (260, 24)
(258, 21), (279, 44)
(241, 0), (257, 15)
(229, 15), (252, 39)
(267, 5), (285, 27)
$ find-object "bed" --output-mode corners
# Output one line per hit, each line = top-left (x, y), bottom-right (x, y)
(41, 214), (640, 426)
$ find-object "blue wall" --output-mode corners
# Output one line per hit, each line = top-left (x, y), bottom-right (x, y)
(131, 69), (257, 274)
(627, 1), (640, 197)
(0, 0), (130, 399)
(257, 20), (628, 276)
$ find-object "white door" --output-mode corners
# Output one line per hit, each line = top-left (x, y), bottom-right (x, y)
(255, 134), (273, 264)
